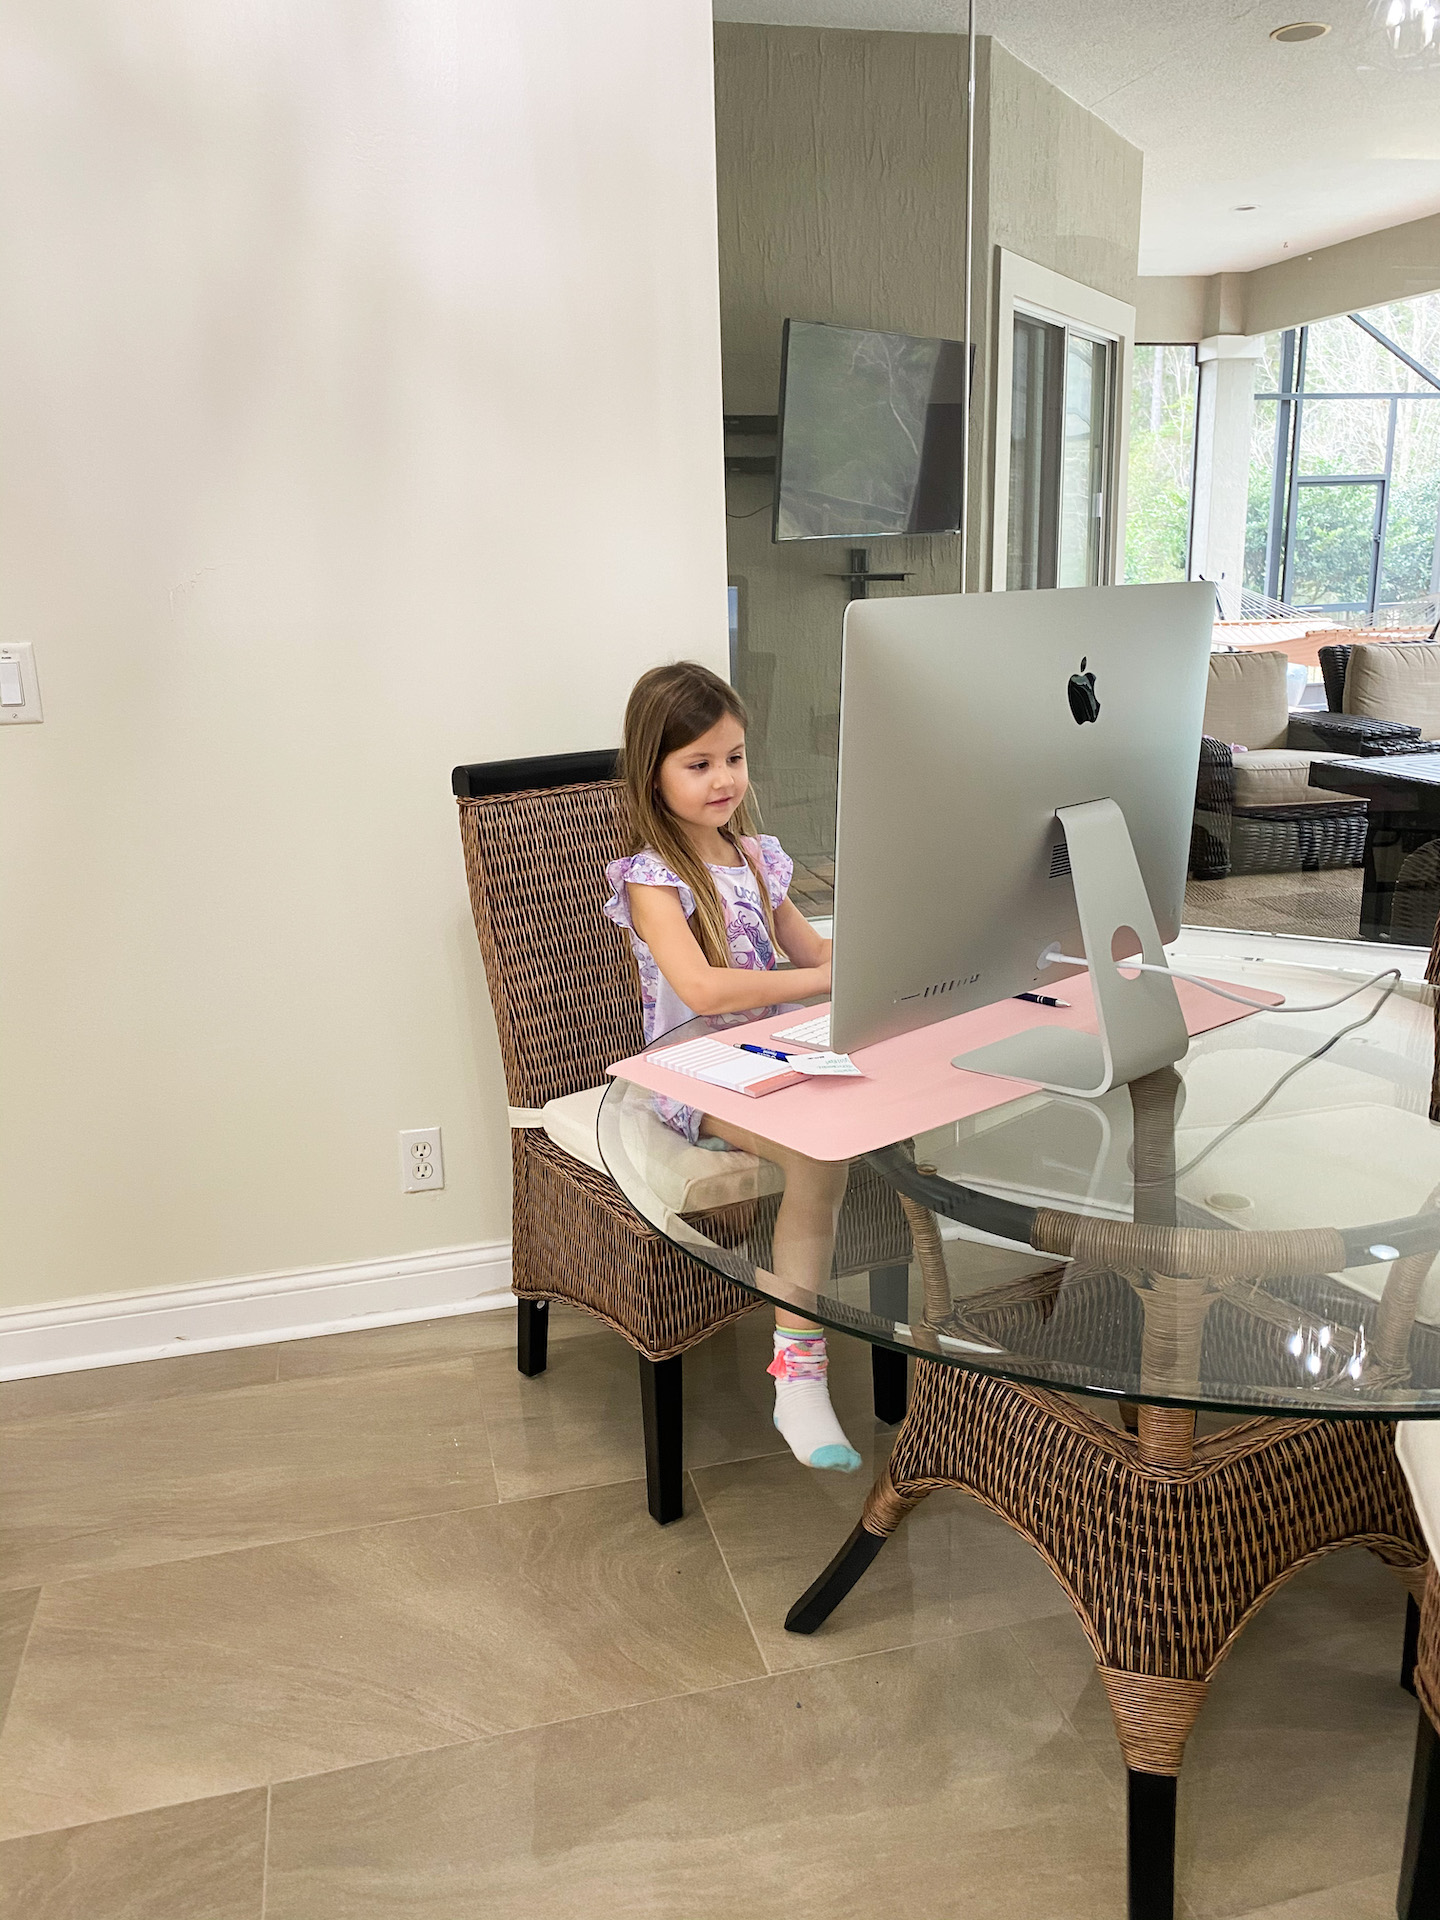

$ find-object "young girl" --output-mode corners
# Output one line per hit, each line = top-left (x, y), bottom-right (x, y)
(604, 660), (860, 1473)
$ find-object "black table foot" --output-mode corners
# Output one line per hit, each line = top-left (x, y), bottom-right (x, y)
(785, 1519), (888, 1634)
(869, 1265), (910, 1425)
(639, 1353), (684, 1525)
(1127, 1768), (1177, 1920)
(517, 1298), (549, 1377)
(1401, 1708), (1440, 1920)
(1404, 1592), (1421, 1697)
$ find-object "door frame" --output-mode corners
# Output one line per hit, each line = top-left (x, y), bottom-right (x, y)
(1285, 473), (1388, 617)
(991, 250), (1136, 592)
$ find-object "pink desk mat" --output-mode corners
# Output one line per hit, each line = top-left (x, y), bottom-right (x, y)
(606, 976), (1279, 1162)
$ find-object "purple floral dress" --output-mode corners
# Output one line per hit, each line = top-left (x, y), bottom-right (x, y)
(603, 834), (794, 1142)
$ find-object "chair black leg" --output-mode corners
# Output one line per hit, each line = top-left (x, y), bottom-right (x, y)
(1404, 1592), (1421, 1697)
(1401, 1708), (1440, 1919)
(785, 1519), (889, 1634)
(869, 1264), (909, 1425)
(1127, 1769), (1177, 1920)
(517, 1298), (549, 1377)
(639, 1353), (684, 1525)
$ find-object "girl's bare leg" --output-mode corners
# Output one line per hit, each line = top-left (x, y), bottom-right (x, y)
(699, 1115), (859, 1471)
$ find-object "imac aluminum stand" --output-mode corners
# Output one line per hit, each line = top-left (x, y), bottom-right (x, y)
(951, 798), (1189, 1099)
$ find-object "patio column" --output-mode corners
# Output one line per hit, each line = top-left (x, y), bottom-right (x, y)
(1191, 335), (1265, 620)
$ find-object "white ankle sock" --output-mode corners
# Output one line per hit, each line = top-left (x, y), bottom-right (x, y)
(768, 1330), (861, 1472)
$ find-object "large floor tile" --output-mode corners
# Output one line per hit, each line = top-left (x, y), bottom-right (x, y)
(0, 1481), (763, 1837)
(473, 1329), (646, 1500)
(264, 1629), (1126, 1920)
(1214, 1870), (1397, 1920)
(692, 1445), (1072, 1673)
(1179, 1552), (1414, 1920)
(1013, 1549), (1415, 1920)
(474, 1308), (880, 1503)
(0, 1789), (266, 1920)
(0, 1360), (496, 1588)
(276, 1303), (601, 1380)
(0, 1345), (278, 1425)
(0, 1592), (38, 1729)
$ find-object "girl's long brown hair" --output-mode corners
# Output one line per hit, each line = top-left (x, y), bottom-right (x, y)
(619, 661), (777, 969)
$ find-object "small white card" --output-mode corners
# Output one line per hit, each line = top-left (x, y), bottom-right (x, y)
(790, 1050), (863, 1077)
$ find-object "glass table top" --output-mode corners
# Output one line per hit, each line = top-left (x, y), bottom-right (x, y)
(598, 939), (1440, 1419)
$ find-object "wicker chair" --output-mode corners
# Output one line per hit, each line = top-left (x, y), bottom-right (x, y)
(1396, 1417), (1440, 1918)
(1400, 1559), (1440, 1918)
(454, 749), (910, 1525)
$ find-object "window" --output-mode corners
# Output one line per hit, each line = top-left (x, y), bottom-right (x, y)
(1006, 309), (1116, 589)
(1244, 294), (1440, 621)
(1122, 345), (1198, 584)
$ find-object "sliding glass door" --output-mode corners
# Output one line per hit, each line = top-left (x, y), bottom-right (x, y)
(1007, 310), (1116, 590)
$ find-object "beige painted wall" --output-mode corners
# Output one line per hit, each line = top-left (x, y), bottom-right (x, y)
(978, 41), (1142, 584)
(714, 23), (970, 861)
(714, 25), (1142, 860)
(1137, 209), (1440, 342)
(983, 43), (1142, 308)
(1245, 210), (1440, 336)
(0, 0), (729, 1310)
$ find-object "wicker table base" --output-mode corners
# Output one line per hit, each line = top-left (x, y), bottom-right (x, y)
(787, 1357), (1427, 1920)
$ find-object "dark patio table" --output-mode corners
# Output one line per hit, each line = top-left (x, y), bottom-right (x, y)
(1309, 752), (1440, 944)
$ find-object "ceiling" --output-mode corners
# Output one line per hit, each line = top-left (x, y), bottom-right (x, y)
(710, 0), (1440, 277)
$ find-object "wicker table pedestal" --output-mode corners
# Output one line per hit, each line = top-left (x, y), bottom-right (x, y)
(785, 1358), (1426, 1920)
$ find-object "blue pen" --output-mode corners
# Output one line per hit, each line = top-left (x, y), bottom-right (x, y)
(738, 1043), (794, 1062)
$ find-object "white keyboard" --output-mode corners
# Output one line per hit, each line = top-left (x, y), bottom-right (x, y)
(772, 1012), (831, 1049)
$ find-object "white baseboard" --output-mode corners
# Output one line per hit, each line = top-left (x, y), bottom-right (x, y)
(0, 1241), (514, 1381)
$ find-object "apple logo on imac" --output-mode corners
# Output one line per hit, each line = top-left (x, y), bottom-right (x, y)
(1067, 657), (1100, 726)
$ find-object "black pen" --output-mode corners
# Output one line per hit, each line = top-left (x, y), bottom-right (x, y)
(1015, 992), (1070, 1009)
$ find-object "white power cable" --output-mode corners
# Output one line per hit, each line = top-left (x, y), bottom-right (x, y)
(1041, 952), (1400, 1016)
(1137, 971), (1403, 1187)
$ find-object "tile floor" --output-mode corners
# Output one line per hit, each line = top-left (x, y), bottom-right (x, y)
(1182, 868), (1367, 944)
(0, 1303), (1420, 1919)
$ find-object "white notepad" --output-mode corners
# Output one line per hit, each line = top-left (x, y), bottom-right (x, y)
(646, 1035), (803, 1098)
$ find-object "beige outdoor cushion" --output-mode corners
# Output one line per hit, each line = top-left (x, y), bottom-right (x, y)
(1231, 748), (1344, 809)
(1204, 650), (1289, 751)
(1343, 642), (1440, 736)
(536, 1082), (782, 1213)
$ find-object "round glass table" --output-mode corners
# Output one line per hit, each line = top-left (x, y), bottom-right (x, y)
(598, 941), (1440, 1920)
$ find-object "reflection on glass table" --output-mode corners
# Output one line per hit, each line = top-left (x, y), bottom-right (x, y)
(602, 956), (1440, 1418)
(599, 942), (1436, 1920)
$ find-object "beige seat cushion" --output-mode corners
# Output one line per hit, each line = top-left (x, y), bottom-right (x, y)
(1343, 642), (1440, 735)
(1204, 650), (1290, 751)
(537, 1083), (782, 1213)
(1230, 748), (1345, 809)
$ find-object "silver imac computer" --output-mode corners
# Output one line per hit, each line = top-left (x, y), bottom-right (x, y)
(826, 580), (1215, 1097)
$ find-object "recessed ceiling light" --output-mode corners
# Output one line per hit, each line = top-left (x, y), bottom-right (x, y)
(1270, 20), (1331, 40)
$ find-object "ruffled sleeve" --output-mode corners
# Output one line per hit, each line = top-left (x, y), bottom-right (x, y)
(747, 834), (793, 910)
(603, 851), (696, 930)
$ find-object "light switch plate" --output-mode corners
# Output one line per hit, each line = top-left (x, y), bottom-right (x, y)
(0, 643), (43, 724)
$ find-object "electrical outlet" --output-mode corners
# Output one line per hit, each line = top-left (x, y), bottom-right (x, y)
(399, 1127), (444, 1194)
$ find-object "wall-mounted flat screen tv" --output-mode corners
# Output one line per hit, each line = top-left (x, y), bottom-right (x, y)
(772, 320), (972, 543)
